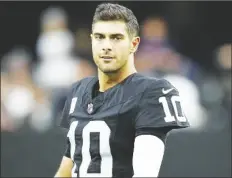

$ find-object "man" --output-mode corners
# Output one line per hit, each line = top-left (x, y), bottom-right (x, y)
(55, 3), (189, 178)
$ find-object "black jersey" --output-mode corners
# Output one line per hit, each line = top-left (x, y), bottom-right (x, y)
(59, 73), (189, 178)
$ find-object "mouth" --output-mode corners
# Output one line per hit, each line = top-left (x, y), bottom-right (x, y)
(100, 56), (115, 61)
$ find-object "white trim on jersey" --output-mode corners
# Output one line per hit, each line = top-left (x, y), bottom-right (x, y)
(133, 135), (165, 177)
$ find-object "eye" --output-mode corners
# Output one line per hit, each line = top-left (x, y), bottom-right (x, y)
(112, 36), (122, 41)
(95, 35), (104, 40)
(114, 37), (120, 40)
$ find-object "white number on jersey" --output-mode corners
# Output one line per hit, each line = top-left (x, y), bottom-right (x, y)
(159, 96), (187, 123)
(67, 121), (78, 177)
(67, 121), (113, 177)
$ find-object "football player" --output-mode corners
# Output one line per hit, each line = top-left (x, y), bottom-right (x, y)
(55, 3), (189, 178)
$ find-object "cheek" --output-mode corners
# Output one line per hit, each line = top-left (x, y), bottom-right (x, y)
(123, 47), (131, 57)
(117, 44), (130, 55)
(92, 44), (99, 55)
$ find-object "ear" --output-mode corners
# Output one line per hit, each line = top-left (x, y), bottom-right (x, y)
(130, 36), (140, 53)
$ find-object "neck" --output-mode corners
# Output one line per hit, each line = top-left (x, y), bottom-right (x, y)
(98, 55), (137, 92)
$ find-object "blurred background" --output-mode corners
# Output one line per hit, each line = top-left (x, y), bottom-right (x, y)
(1, 1), (231, 177)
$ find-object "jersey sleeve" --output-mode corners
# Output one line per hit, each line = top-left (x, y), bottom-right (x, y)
(58, 82), (79, 129)
(135, 79), (190, 138)
(58, 89), (72, 129)
(64, 137), (71, 158)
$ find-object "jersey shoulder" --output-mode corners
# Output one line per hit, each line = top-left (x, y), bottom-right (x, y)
(134, 75), (189, 130)
(132, 74), (177, 96)
(70, 76), (97, 97)
(147, 77), (178, 96)
(58, 76), (97, 129)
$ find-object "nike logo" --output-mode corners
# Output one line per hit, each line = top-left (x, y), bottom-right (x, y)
(162, 88), (175, 94)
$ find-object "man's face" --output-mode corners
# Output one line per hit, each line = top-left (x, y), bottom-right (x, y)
(91, 21), (133, 73)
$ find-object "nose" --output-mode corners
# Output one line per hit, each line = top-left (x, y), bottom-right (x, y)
(102, 39), (112, 52)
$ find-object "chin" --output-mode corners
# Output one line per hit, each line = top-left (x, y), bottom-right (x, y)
(100, 67), (121, 74)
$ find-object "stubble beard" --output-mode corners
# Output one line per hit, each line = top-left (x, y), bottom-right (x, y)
(98, 60), (127, 75)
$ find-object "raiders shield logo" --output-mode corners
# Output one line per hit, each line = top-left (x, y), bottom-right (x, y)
(87, 103), (93, 114)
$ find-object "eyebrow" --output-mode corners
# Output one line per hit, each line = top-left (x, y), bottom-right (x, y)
(93, 33), (125, 37)
(111, 33), (124, 38)
(93, 33), (104, 36)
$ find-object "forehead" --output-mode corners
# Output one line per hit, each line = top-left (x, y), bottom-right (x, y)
(93, 21), (128, 35)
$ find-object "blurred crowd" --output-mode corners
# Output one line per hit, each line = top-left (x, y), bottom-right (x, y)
(1, 6), (231, 133)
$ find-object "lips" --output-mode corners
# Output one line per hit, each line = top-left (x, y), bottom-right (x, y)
(100, 56), (114, 61)
(101, 56), (113, 59)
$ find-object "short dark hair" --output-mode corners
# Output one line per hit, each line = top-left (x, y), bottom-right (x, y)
(92, 3), (139, 37)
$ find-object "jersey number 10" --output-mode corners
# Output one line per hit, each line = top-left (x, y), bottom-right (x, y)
(68, 121), (112, 177)
(159, 96), (187, 123)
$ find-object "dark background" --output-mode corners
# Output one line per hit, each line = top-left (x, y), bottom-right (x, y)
(0, 2), (231, 69)
(1, 1), (231, 177)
